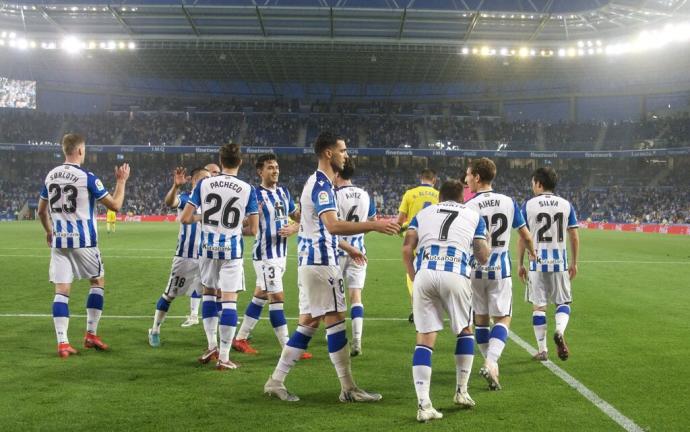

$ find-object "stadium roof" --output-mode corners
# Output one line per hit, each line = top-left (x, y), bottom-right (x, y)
(1, 0), (690, 83)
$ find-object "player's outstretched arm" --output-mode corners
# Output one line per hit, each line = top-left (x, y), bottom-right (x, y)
(567, 227), (579, 280)
(401, 230), (418, 282)
(164, 167), (187, 208)
(37, 198), (52, 246)
(100, 164), (131, 212)
(517, 226), (537, 261)
(320, 210), (400, 236)
(472, 237), (491, 266)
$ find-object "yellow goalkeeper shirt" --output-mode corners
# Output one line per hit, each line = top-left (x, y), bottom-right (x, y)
(398, 184), (439, 226)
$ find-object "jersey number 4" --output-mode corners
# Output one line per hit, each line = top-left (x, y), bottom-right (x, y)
(203, 194), (241, 229)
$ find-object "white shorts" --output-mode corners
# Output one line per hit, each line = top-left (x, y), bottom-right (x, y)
(471, 277), (513, 317)
(253, 258), (286, 293)
(164, 256), (202, 297)
(297, 265), (346, 318)
(49, 247), (104, 284)
(526, 271), (572, 307)
(338, 255), (367, 289)
(413, 269), (473, 335)
(199, 257), (245, 293)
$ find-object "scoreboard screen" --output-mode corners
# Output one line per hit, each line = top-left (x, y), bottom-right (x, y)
(0, 77), (37, 109)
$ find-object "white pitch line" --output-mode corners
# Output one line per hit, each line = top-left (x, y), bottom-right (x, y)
(0, 312), (648, 430)
(509, 331), (643, 432)
(0, 253), (687, 265)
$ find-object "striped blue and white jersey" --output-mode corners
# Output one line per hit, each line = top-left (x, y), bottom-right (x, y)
(40, 163), (109, 249)
(335, 185), (376, 256)
(408, 201), (487, 278)
(252, 185), (296, 261)
(297, 170), (339, 266)
(465, 190), (526, 280)
(175, 192), (201, 259)
(522, 193), (578, 272)
(188, 174), (258, 260)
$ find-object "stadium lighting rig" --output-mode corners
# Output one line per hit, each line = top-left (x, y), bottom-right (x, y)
(0, 32), (136, 53)
(0, 17), (688, 58)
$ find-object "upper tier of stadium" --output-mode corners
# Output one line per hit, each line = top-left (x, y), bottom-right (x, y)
(2, 0), (690, 84)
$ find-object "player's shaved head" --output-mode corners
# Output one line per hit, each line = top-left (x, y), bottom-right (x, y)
(439, 180), (464, 202)
(204, 163), (220, 176)
(219, 144), (242, 169)
(532, 166), (558, 192)
(61, 133), (85, 156)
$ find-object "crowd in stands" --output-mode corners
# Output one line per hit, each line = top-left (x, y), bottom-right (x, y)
(3, 103), (688, 150)
(2, 155), (688, 225)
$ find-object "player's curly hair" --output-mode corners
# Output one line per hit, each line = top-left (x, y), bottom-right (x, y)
(532, 166), (558, 191)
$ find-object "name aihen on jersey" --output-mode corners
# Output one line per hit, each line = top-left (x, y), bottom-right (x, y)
(40, 163), (109, 248)
(522, 193), (578, 272)
(335, 185), (376, 256)
(253, 186), (296, 260)
(175, 192), (201, 259)
(188, 175), (259, 260)
(465, 191), (526, 279)
(408, 201), (487, 278)
(297, 170), (339, 266)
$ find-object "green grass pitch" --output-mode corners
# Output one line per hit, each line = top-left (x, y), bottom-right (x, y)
(0, 222), (689, 431)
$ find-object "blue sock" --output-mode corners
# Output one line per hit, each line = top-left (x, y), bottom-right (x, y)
(286, 326), (313, 350)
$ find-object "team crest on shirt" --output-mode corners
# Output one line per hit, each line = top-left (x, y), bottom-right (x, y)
(318, 191), (330, 205)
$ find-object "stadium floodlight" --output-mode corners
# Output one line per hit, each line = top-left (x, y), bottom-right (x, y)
(128, 42), (136, 50)
(106, 41), (116, 50)
(0, 40), (5, 47)
(499, 47), (509, 56)
(9, 32), (16, 39)
(518, 47), (529, 57)
(1, 31), (6, 38)
(118, 42), (125, 50)
(88, 41), (96, 49)
(61, 36), (83, 54)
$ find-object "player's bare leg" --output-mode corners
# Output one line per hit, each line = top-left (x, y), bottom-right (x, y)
(53, 283), (77, 358)
(349, 288), (364, 356)
(477, 314), (509, 390)
(83, 277), (108, 351)
(532, 305), (548, 361)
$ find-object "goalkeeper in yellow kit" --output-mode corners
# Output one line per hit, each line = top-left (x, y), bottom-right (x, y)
(106, 209), (117, 234)
(396, 168), (438, 323)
